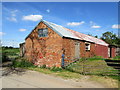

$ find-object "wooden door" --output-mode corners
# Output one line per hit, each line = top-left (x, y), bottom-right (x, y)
(75, 42), (80, 58)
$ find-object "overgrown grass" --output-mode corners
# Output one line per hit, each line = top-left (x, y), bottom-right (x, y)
(12, 58), (119, 88)
(86, 56), (105, 61)
(12, 59), (81, 79)
(113, 56), (120, 60)
(12, 58), (119, 80)
(66, 58), (119, 80)
(12, 58), (35, 68)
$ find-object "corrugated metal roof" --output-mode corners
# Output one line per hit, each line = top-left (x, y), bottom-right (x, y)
(42, 20), (109, 46)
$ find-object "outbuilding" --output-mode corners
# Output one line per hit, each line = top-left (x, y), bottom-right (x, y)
(21, 20), (116, 67)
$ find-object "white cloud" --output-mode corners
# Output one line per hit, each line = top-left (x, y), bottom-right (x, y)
(11, 10), (18, 16)
(19, 29), (27, 32)
(112, 24), (120, 29)
(11, 10), (18, 13)
(91, 25), (101, 28)
(6, 17), (17, 22)
(22, 15), (43, 21)
(0, 32), (6, 36)
(46, 9), (50, 13)
(67, 21), (85, 26)
(6, 10), (18, 22)
(90, 21), (101, 28)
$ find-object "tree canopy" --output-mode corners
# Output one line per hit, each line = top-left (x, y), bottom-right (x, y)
(100, 31), (120, 46)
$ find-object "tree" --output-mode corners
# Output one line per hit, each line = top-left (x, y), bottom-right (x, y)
(87, 34), (98, 38)
(100, 31), (120, 46)
(95, 35), (98, 38)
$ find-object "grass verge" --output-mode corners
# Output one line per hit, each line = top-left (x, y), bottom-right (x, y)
(12, 58), (119, 88)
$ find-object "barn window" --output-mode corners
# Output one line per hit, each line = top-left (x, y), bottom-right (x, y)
(85, 43), (90, 51)
(38, 28), (48, 37)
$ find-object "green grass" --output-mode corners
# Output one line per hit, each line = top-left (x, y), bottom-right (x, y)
(26, 67), (81, 79)
(12, 58), (35, 68)
(86, 56), (105, 61)
(12, 59), (81, 79)
(66, 58), (119, 80)
(12, 58), (119, 88)
(13, 57), (119, 78)
(12, 58), (119, 80)
(2, 48), (20, 62)
(2, 48), (19, 56)
(113, 56), (120, 60)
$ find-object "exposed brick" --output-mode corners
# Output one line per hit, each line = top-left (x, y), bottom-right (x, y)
(24, 22), (110, 68)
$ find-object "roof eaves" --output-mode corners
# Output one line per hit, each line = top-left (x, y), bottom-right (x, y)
(63, 36), (95, 44)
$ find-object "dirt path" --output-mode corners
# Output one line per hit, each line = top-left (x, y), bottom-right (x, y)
(1, 67), (107, 88)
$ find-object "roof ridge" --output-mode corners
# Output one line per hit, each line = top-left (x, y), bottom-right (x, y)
(42, 20), (108, 46)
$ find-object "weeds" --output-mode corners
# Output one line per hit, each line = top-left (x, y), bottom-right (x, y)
(12, 57), (119, 81)
(65, 58), (119, 80)
(113, 56), (120, 60)
(50, 66), (63, 72)
(12, 59), (35, 68)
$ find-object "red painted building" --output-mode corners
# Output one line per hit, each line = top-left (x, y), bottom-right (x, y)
(20, 20), (116, 67)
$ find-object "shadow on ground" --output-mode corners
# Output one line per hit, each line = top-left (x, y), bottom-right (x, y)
(1, 61), (26, 76)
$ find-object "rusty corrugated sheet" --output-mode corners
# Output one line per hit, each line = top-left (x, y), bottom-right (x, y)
(42, 20), (109, 46)
(64, 27), (109, 46)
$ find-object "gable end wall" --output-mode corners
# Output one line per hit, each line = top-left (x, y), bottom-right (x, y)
(25, 22), (63, 67)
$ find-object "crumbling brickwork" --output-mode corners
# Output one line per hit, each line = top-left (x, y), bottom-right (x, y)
(25, 22), (63, 67)
(62, 38), (96, 66)
(24, 21), (115, 68)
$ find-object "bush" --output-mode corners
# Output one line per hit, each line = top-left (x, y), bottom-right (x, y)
(12, 59), (35, 68)
(2, 52), (9, 62)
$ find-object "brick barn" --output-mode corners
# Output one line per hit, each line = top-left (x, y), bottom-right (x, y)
(20, 20), (116, 67)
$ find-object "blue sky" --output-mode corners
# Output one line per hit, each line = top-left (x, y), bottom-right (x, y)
(2, 2), (119, 47)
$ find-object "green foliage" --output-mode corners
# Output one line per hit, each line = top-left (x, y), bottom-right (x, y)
(12, 59), (35, 68)
(50, 66), (63, 72)
(87, 34), (98, 38)
(2, 48), (19, 56)
(2, 52), (9, 62)
(101, 31), (120, 46)
(41, 64), (46, 68)
(2, 47), (20, 62)
(87, 56), (104, 61)
(40, 65), (63, 72)
(113, 56), (120, 60)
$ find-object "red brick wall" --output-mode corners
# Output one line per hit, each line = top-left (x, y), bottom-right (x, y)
(25, 22), (63, 67)
(62, 38), (96, 65)
(25, 22), (109, 67)
(111, 47), (116, 58)
(95, 44), (108, 58)
(80, 41), (95, 58)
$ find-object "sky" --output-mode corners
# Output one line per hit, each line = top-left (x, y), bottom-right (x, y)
(1, 2), (119, 47)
